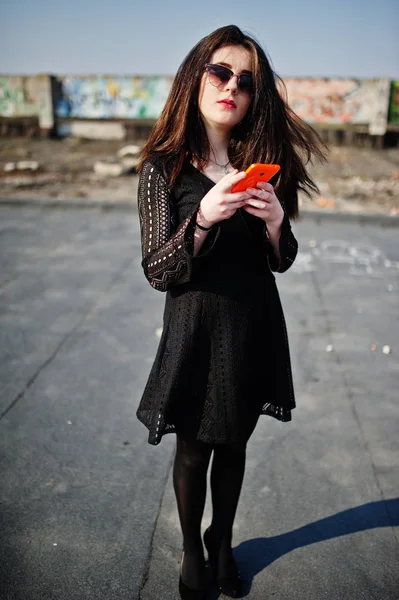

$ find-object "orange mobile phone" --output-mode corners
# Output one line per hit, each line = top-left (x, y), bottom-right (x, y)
(231, 163), (281, 193)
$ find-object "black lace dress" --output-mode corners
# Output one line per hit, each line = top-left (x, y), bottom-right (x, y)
(136, 157), (298, 445)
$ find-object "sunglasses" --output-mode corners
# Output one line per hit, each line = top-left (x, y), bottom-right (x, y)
(205, 63), (254, 93)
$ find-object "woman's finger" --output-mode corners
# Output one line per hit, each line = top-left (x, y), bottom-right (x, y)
(219, 170), (247, 191)
(256, 182), (274, 193)
(225, 191), (251, 203)
(244, 199), (268, 209)
(243, 204), (269, 217)
(246, 187), (273, 201)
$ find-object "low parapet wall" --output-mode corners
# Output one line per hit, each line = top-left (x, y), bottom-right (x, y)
(1, 74), (398, 143)
(0, 75), (54, 135)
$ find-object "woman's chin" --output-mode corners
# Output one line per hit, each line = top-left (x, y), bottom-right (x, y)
(205, 115), (241, 132)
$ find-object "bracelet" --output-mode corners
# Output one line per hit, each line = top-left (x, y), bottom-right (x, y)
(196, 221), (213, 231)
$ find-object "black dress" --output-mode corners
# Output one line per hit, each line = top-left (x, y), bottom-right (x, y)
(136, 157), (298, 446)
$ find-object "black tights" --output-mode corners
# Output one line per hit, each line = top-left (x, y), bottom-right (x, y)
(173, 433), (253, 589)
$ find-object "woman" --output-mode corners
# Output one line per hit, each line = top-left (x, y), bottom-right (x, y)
(136, 24), (325, 600)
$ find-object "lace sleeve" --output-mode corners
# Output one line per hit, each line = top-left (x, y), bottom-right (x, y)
(138, 161), (219, 291)
(265, 213), (298, 273)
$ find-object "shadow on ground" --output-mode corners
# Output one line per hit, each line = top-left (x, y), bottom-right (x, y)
(204, 498), (399, 598)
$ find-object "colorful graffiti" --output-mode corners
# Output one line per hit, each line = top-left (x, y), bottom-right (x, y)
(1, 73), (398, 136)
(0, 75), (54, 128)
(55, 76), (174, 120)
(283, 78), (391, 133)
(0, 77), (39, 117)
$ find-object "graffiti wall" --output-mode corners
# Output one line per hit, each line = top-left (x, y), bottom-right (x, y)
(55, 76), (174, 120)
(0, 75), (54, 129)
(389, 81), (399, 124)
(283, 78), (391, 134)
(1, 73), (398, 137)
(0, 76), (40, 117)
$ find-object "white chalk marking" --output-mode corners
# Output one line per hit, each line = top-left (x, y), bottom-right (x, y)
(292, 241), (399, 277)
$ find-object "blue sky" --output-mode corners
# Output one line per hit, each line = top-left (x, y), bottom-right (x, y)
(1, 0), (398, 78)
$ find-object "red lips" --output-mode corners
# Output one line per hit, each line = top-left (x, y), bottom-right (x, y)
(217, 99), (237, 108)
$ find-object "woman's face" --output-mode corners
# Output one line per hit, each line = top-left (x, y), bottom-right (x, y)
(198, 45), (253, 133)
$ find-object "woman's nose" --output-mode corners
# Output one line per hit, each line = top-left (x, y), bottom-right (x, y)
(226, 74), (239, 93)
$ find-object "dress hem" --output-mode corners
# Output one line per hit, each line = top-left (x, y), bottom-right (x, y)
(137, 404), (294, 446)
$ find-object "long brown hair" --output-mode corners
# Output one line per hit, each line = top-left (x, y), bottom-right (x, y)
(139, 24), (327, 219)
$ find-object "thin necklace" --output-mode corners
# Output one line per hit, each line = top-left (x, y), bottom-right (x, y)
(208, 156), (231, 175)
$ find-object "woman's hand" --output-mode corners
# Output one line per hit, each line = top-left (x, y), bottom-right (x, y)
(198, 170), (251, 227)
(242, 181), (285, 263)
(242, 182), (284, 228)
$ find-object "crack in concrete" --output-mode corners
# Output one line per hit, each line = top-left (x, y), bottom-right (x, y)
(0, 275), (22, 291)
(0, 255), (134, 420)
(138, 450), (175, 600)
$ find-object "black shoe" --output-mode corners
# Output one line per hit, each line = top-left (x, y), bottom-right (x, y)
(179, 551), (206, 600)
(203, 527), (242, 598)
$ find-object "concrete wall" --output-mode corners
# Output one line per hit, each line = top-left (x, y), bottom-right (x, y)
(389, 81), (399, 124)
(1, 74), (398, 139)
(0, 75), (54, 130)
(284, 77), (391, 135)
(55, 75), (174, 120)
